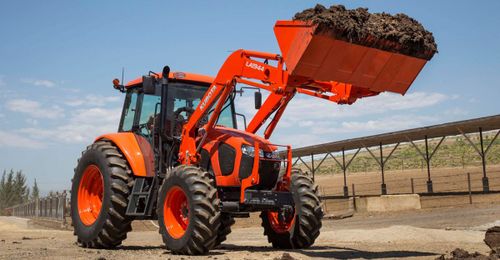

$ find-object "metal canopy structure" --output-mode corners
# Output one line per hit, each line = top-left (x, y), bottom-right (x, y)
(289, 115), (500, 158)
(285, 114), (500, 196)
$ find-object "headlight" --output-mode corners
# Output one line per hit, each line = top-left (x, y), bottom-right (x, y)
(242, 145), (280, 159)
(241, 145), (255, 157)
(241, 144), (265, 158)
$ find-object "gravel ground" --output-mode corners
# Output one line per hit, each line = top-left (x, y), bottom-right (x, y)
(1, 203), (499, 260)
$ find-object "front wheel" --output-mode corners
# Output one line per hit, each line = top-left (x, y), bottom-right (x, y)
(214, 213), (235, 247)
(157, 165), (221, 255)
(261, 169), (323, 249)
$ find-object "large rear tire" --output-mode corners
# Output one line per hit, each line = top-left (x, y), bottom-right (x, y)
(260, 168), (323, 249)
(71, 140), (134, 248)
(157, 165), (221, 255)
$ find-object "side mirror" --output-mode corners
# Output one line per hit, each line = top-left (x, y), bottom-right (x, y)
(161, 66), (170, 86)
(142, 76), (156, 95)
(162, 66), (170, 79)
(254, 91), (262, 109)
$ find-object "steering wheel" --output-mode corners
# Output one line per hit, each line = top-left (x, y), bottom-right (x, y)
(172, 106), (195, 137)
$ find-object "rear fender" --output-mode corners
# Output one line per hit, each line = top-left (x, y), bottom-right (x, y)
(95, 133), (154, 177)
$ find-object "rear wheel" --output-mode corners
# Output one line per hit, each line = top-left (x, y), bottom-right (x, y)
(71, 140), (133, 248)
(157, 165), (220, 255)
(260, 169), (323, 249)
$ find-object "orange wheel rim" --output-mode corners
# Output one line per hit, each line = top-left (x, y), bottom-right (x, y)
(77, 165), (104, 226)
(164, 186), (189, 239)
(268, 185), (295, 233)
(268, 209), (295, 234)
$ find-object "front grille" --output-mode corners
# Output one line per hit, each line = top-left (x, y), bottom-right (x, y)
(238, 154), (254, 179)
(238, 157), (281, 190)
(254, 159), (281, 190)
(218, 143), (236, 176)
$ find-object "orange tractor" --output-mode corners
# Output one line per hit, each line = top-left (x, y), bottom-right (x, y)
(71, 19), (433, 254)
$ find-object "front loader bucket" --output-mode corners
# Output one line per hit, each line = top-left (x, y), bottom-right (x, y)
(274, 20), (429, 95)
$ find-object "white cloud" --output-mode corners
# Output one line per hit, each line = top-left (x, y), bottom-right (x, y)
(22, 79), (56, 88)
(312, 115), (437, 134)
(273, 92), (445, 128)
(6, 99), (64, 119)
(444, 107), (468, 116)
(25, 118), (39, 125)
(20, 107), (121, 144)
(236, 91), (447, 123)
(64, 95), (120, 107)
(235, 91), (447, 137)
(0, 130), (45, 149)
(271, 133), (326, 148)
(271, 115), (438, 148)
(291, 91), (446, 119)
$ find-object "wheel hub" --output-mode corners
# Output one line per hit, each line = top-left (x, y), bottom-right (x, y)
(77, 165), (104, 226)
(164, 186), (190, 239)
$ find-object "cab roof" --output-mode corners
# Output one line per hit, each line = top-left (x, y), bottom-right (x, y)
(125, 71), (214, 88)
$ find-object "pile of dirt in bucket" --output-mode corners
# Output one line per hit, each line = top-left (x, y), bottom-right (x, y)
(293, 4), (437, 60)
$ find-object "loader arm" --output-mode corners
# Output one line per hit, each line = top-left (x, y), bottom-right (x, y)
(179, 49), (374, 165)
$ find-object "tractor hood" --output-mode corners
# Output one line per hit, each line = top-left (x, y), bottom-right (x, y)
(207, 126), (278, 152)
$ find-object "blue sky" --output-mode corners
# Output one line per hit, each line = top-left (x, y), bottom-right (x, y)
(0, 1), (499, 193)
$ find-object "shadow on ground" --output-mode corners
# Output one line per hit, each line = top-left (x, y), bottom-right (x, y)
(220, 244), (439, 259)
(117, 245), (164, 251)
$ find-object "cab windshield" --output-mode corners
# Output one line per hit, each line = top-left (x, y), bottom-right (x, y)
(119, 82), (236, 136)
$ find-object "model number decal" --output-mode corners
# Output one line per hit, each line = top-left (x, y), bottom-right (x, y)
(245, 61), (264, 71)
(200, 85), (217, 111)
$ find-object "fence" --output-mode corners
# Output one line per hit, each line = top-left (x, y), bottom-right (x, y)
(316, 166), (500, 216)
(8, 191), (68, 222)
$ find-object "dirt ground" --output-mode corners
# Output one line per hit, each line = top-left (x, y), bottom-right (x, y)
(1, 202), (500, 260)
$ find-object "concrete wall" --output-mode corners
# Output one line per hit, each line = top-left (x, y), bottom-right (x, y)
(355, 194), (421, 212)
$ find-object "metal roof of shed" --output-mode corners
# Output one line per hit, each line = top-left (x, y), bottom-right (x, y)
(288, 114), (500, 158)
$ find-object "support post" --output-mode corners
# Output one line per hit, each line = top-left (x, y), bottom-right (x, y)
(411, 178), (415, 194)
(379, 143), (387, 195)
(425, 136), (433, 193)
(331, 148), (360, 197)
(479, 127), (489, 192)
(352, 183), (356, 211)
(467, 172), (472, 204)
(310, 153), (315, 182)
(342, 148), (348, 197)
(460, 128), (500, 193)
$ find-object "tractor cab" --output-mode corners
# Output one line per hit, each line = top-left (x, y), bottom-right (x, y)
(117, 72), (237, 143)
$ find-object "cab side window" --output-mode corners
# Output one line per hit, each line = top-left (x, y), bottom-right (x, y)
(120, 91), (138, 132)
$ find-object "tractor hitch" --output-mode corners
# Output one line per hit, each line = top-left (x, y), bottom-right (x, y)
(221, 189), (294, 213)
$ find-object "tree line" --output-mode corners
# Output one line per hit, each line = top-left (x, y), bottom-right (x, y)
(0, 169), (39, 215)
